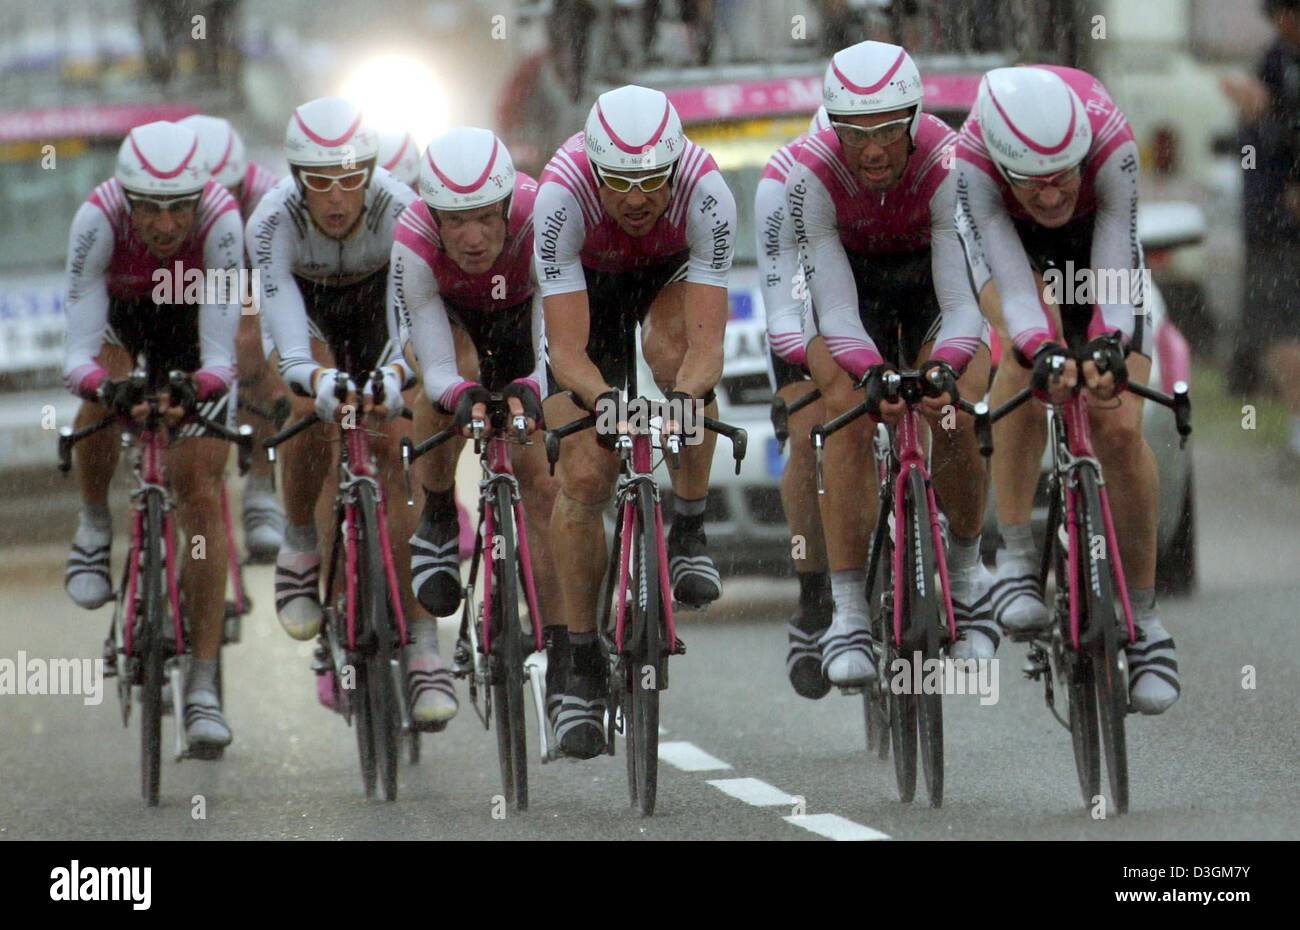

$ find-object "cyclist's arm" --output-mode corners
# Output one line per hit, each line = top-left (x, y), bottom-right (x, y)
(756, 175), (808, 367)
(246, 196), (319, 397)
(1088, 140), (1143, 346)
(392, 239), (470, 410)
(927, 170), (987, 373)
(380, 240), (418, 392)
(194, 206), (243, 399)
(954, 158), (1053, 363)
(676, 169), (735, 397)
(787, 160), (882, 380)
(533, 180), (607, 409)
(62, 203), (115, 399)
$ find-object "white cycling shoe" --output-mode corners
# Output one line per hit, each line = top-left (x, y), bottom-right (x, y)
(274, 548), (322, 641)
(819, 607), (876, 687)
(948, 562), (1000, 660)
(1127, 616), (1181, 715)
(990, 550), (1049, 636)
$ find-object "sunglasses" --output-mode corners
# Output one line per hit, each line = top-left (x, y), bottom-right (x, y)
(831, 115), (913, 149)
(594, 164), (674, 194)
(298, 169), (370, 193)
(125, 193), (201, 217)
(1000, 162), (1084, 193)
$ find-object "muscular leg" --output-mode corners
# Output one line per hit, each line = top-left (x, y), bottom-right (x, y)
(235, 312), (287, 560)
(65, 343), (133, 609)
(513, 436), (562, 632)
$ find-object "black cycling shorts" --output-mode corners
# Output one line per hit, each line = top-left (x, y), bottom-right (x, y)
(553, 250), (690, 395)
(812, 248), (942, 368)
(297, 266), (396, 382)
(1013, 215), (1150, 358)
(104, 295), (232, 436)
(769, 349), (812, 391)
(437, 296), (553, 412)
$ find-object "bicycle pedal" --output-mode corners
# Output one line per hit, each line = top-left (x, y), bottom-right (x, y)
(672, 636), (686, 655)
(186, 743), (226, 762)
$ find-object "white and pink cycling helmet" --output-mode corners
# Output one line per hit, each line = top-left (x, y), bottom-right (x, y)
(822, 40), (924, 140)
(378, 130), (419, 187)
(809, 105), (831, 135)
(115, 121), (206, 197)
(284, 96), (378, 169)
(976, 67), (1092, 176)
(583, 84), (685, 173)
(179, 114), (246, 190)
(419, 127), (516, 212)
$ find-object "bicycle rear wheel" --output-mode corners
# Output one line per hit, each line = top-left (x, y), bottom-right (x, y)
(625, 481), (662, 817)
(358, 483), (401, 802)
(1055, 481), (1100, 808)
(864, 526), (891, 761)
(1079, 469), (1129, 815)
(489, 481), (529, 811)
(906, 468), (944, 809)
(140, 492), (165, 807)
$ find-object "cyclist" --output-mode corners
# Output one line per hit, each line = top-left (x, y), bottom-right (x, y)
(534, 84), (736, 758)
(182, 113), (287, 561)
(377, 129), (420, 189)
(758, 105), (836, 699)
(788, 40), (995, 686)
(248, 97), (458, 726)
(954, 66), (1180, 714)
(392, 126), (561, 710)
(62, 120), (244, 750)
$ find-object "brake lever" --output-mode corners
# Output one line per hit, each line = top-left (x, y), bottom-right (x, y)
(812, 426), (826, 495)
(400, 437), (415, 506)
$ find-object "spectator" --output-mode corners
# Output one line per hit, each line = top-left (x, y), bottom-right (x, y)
(1221, 0), (1300, 476)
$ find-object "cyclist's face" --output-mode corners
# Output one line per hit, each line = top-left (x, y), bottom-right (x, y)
(129, 200), (197, 259)
(835, 108), (913, 192)
(1009, 173), (1082, 229)
(596, 167), (672, 238)
(435, 203), (509, 275)
(300, 164), (369, 238)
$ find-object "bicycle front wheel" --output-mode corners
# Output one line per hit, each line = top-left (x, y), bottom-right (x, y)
(357, 483), (401, 802)
(906, 468), (944, 809)
(489, 481), (528, 811)
(140, 491), (166, 807)
(625, 481), (662, 817)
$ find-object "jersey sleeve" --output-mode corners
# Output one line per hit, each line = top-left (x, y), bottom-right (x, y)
(512, 289), (547, 405)
(755, 176), (807, 366)
(954, 158), (1054, 362)
(247, 195), (318, 396)
(684, 169), (735, 288)
(62, 203), (115, 398)
(195, 207), (243, 394)
(533, 181), (589, 297)
(927, 171), (987, 372)
(393, 238), (472, 410)
(1088, 140), (1144, 345)
(787, 160), (883, 380)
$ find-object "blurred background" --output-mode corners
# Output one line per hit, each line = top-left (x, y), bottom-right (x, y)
(0, 0), (1291, 573)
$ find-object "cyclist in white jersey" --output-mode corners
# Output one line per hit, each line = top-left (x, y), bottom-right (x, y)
(248, 97), (457, 727)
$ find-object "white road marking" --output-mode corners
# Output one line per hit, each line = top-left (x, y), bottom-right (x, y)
(784, 813), (890, 841)
(707, 777), (797, 807)
(657, 741), (733, 772)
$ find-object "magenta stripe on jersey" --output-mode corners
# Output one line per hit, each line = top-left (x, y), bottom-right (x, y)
(293, 110), (361, 147)
(595, 100), (670, 154)
(831, 48), (905, 95)
(131, 134), (198, 179)
(986, 85), (1077, 156)
(425, 139), (497, 193)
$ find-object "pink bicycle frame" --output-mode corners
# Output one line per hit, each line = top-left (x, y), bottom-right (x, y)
(887, 409), (957, 647)
(1058, 394), (1137, 650)
(478, 433), (545, 657)
(340, 424), (409, 652)
(120, 430), (185, 658)
(612, 432), (677, 655)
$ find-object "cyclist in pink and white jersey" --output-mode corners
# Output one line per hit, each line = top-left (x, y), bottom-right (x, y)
(955, 65), (1179, 714)
(62, 120), (244, 751)
(756, 105), (835, 699)
(378, 130), (420, 189)
(788, 40), (995, 687)
(391, 127), (562, 726)
(183, 113), (287, 561)
(533, 84), (736, 759)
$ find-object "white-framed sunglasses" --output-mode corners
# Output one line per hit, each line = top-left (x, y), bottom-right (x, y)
(125, 192), (202, 216)
(594, 163), (675, 194)
(831, 114), (913, 148)
(298, 168), (370, 193)
(998, 161), (1084, 192)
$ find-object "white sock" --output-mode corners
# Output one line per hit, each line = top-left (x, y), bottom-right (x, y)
(79, 503), (112, 537)
(283, 523), (317, 553)
(830, 569), (867, 617)
(998, 521), (1035, 564)
(949, 533), (981, 576)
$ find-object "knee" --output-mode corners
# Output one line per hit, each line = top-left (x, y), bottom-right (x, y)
(558, 454), (615, 510)
(1093, 412), (1146, 467)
